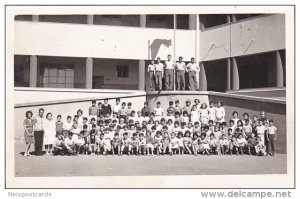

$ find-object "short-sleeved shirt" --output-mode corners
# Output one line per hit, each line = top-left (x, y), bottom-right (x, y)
(24, 118), (34, 129)
(126, 108), (133, 116)
(148, 64), (155, 72)
(176, 62), (186, 71)
(183, 106), (192, 115)
(154, 107), (164, 116)
(164, 60), (174, 70)
(243, 125), (253, 134)
(268, 126), (277, 135)
(122, 138), (132, 146)
(256, 125), (267, 135)
(186, 63), (199, 72)
(33, 115), (44, 131)
(131, 138), (140, 146)
(112, 104), (121, 113)
(155, 63), (164, 72)
(119, 108), (127, 116)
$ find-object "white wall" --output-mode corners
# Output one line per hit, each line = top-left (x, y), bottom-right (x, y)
(200, 14), (285, 61)
(14, 88), (145, 105)
(14, 93), (146, 139)
(230, 14), (285, 57)
(15, 21), (196, 61)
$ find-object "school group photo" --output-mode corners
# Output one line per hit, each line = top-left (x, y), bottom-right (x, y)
(23, 98), (278, 157)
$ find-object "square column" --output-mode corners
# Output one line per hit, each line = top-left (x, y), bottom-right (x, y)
(199, 62), (207, 91)
(29, 55), (37, 87)
(86, 57), (93, 89)
(139, 60), (145, 90)
(276, 51), (284, 87)
(32, 15), (39, 21)
(87, 15), (94, 25)
(227, 58), (231, 90)
(140, 15), (146, 27)
(232, 57), (239, 90)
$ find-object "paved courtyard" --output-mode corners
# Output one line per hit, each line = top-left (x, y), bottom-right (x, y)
(14, 138), (287, 177)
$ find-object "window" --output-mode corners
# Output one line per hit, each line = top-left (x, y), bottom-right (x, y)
(42, 64), (75, 88)
(116, 65), (129, 78)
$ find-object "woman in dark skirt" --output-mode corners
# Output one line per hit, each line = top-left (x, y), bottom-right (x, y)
(23, 111), (34, 157)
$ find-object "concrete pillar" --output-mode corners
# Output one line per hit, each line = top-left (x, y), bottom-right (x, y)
(87, 15), (94, 25)
(276, 51), (284, 87)
(138, 60), (145, 90)
(227, 14), (231, 23)
(140, 15), (146, 27)
(232, 57), (239, 90)
(227, 58), (231, 91)
(198, 15), (205, 30)
(29, 55), (37, 87)
(189, 14), (201, 84)
(189, 14), (197, 30)
(231, 14), (237, 22)
(199, 62), (207, 91)
(32, 15), (39, 21)
(86, 57), (93, 89)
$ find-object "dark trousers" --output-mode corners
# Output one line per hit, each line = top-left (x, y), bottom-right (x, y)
(155, 71), (163, 90)
(265, 134), (270, 154)
(176, 70), (185, 90)
(165, 69), (174, 90)
(149, 71), (155, 90)
(269, 134), (276, 155)
(188, 71), (199, 90)
(34, 130), (44, 155)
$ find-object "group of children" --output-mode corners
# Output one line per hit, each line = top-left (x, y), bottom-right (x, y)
(23, 98), (278, 157)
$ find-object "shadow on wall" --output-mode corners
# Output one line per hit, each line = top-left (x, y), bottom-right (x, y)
(149, 39), (172, 59)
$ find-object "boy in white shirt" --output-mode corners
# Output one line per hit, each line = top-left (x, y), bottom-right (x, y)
(268, 120), (277, 156)
(154, 102), (164, 121)
(63, 116), (73, 131)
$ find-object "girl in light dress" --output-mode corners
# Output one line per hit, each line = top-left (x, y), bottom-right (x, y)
(215, 101), (225, 123)
(23, 111), (34, 157)
(183, 131), (192, 154)
(199, 103), (209, 125)
(208, 101), (216, 122)
(43, 112), (56, 155)
(199, 133), (210, 155)
(192, 133), (199, 155)
(190, 105), (200, 125)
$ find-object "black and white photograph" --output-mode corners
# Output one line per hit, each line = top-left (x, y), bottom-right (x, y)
(5, 5), (295, 188)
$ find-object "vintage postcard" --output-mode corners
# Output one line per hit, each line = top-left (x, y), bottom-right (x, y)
(5, 5), (295, 188)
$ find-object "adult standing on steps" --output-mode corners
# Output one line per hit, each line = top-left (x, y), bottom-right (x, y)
(164, 54), (175, 90)
(186, 57), (200, 91)
(147, 59), (156, 91)
(33, 108), (45, 156)
(175, 56), (186, 90)
(154, 57), (164, 91)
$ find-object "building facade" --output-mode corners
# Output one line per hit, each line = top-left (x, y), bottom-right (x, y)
(14, 14), (286, 93)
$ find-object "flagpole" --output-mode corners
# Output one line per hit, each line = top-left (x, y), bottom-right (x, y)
(173, 14), (176, 91)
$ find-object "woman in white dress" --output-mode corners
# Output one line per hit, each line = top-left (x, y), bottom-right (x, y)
(43, 112), (56, 155)
(199, 103), (209, 125)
